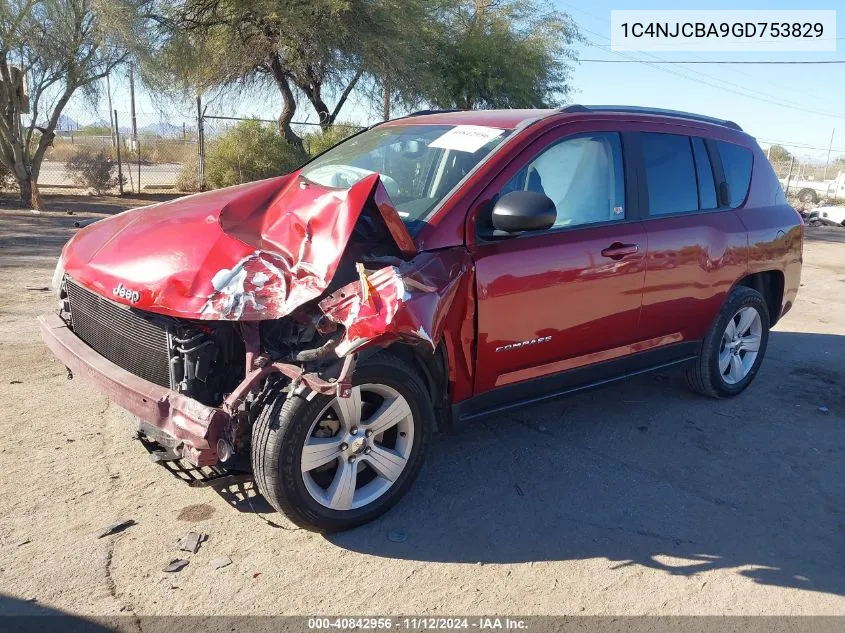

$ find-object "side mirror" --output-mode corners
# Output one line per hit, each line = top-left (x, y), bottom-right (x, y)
(491, 191), (557, 233)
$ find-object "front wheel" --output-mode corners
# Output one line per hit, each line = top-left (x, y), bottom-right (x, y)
(251, 354), (432, 532)
(686, 286), (770, 398)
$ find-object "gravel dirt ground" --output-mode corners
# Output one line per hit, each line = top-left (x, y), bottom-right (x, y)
(1, 203), (844, 619)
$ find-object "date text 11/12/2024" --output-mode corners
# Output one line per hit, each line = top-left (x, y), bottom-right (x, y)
(307, 617), (528, 630)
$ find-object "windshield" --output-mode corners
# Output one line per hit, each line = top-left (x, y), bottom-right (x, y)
(301, 124), (510, 223)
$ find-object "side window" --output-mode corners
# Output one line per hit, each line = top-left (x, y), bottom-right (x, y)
(641, 133), (698, 215)
(691, 137), (718, 210)
(716, 141), (753, 208)
(501, 132), (625, 228)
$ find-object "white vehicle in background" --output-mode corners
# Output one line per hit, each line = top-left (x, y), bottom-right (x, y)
(806, 204), (845, 227)
(782, 171), (845, 204)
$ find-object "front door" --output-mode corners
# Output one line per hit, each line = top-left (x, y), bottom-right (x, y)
(471, 128), (647, 394)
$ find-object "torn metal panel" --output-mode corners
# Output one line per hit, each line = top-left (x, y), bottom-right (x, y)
(60, 173), (416, 321)
(319, 249), (473, 357)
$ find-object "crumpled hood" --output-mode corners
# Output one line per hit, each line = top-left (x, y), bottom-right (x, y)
(62, 172), (417, 320)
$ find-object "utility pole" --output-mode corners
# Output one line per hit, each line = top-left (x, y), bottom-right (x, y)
(129, 63), (138, 151)
(106, 72), (115, 149)
(823, 129), (835, 181)
(114, 110), (124, 196)
(784, 155), (795, 196)
(196, 95), (206, 192)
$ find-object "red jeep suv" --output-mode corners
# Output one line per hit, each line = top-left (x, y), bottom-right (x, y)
(40, 105), (802, 532)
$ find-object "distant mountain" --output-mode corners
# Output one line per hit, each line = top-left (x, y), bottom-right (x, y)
(138, 121), (184, 138)
(39, 113), (79, 131)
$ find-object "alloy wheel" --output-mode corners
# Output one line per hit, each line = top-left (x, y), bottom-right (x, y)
(719, 306), (762, 385)
(300, 384), (415, 511)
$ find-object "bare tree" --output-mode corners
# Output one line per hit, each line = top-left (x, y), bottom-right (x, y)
(0, 0), (143, 208)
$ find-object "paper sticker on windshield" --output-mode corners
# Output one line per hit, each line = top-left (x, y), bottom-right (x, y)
(429, 125), (505, 153)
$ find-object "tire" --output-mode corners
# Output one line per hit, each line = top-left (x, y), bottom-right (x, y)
(251, 353), (432, 532)
(686, 286), (770, 399)
(797, 188), (818, 204)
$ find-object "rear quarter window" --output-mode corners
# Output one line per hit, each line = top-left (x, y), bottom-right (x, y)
(641, 133), (699, 216)
(715, 141), (753, 208)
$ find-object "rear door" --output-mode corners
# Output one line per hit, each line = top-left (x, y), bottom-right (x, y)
(470, 124), (647, 394)
(635, 130), (748, 345)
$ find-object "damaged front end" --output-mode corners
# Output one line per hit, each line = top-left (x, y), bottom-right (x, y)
(43, 172), (472, 467)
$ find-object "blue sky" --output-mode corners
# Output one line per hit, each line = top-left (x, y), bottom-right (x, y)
(65, 0), (845, 162)
(560, 0), (845, 160)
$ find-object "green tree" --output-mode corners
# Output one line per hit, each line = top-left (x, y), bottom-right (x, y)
(303, 122), (361, 156)
(205, 118), (306, 188)
(147, 0), (432, 149)
(147, 0), (578, 143)
(0, 0), (148, 208)
(424, 0), (579, 109)
(767, 144), (793, 164)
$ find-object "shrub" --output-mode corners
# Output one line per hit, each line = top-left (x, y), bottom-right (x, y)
(303, 124), (361, 157)
(176, 153), (201, 192)
(146, 140), (196, 165)
(64, 148), (124, 193)
(205, 119), (306, 189)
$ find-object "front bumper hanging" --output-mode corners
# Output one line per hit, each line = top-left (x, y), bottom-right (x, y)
(37, 313), (356, 467)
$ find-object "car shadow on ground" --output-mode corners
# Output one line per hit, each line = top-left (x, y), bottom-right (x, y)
(0, 594), (115, 632)
(327, 330), (845, 597)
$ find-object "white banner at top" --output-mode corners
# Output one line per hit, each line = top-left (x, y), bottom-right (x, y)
(610, 10), (837, 52)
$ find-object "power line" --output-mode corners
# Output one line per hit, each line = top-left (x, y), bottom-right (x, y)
(576, 38), (845, 120)
(557, 2), (845, 119)
(572, 28), (845, 119)
(758, 138), (845, 153)
(579, 59), (845, 64)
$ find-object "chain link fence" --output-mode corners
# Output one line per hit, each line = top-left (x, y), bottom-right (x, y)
(34, 103), (363, 195)
(37, 110), (198, 194)
(193, 114), (362, 192)
(760, 142), (845, 203)
(39, 104), (844, 201)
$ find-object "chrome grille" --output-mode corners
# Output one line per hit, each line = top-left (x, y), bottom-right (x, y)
(65, 278), (172, 388)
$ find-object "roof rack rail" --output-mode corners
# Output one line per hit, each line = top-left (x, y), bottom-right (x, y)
(558, 104), (742, 131)
(406, 109), (465, 117)
(367, 108), (466, 130)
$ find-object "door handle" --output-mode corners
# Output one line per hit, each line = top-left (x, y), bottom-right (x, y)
(601, 242), (639, 260)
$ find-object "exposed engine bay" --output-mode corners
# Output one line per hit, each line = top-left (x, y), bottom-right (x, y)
(55, 172), (472, 467)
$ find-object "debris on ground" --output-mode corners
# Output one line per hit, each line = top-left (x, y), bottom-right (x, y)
(8, 380), (21, 384)
(210, 556), (232, 570)
(96, 519), (135, 538)
(163, 559), (189, 573)
(387, 529), (407, 543)
(17, 538), (31, 547)
(176, 531), (206, 554)
(252, 571), (261, 579)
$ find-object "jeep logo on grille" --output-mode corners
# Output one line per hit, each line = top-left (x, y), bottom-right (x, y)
(113, 283), (140, 304)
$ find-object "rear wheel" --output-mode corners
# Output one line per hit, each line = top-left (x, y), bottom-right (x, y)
(251, 354), (432, 532)
(797, 188), (818, 204)
(686, 286), (770, 398)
